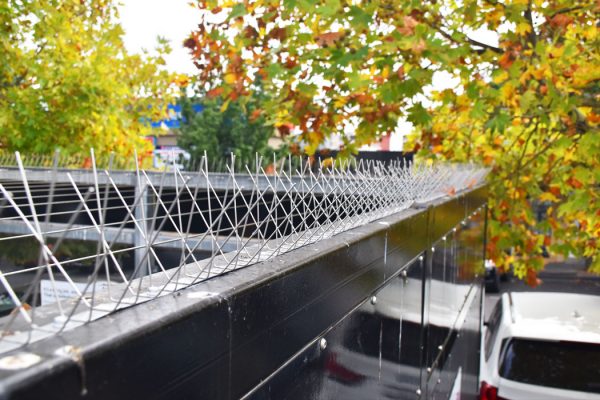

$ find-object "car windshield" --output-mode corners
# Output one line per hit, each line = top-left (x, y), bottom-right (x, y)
(499, 338), (600, 393)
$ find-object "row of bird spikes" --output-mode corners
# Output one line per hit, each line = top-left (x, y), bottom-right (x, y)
(0, 150), (488, 353)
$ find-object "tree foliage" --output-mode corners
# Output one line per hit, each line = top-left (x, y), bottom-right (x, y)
(0, 0), (181, 157)
(186, 0), (599, 277)
(177, 94), (274, 164)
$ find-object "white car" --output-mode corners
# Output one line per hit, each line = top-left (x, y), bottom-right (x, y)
(480, 292), (600, 400)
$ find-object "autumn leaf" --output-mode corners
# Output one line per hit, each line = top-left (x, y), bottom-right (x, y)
(396, 65), (405, 80)
(249, 109), (262, 122)
(567, 177), (583, 189)
(397, 16), (418, 36)
(539, 192), (558, 202)
(207, 87), (225, 98)
(498, 52), (515, 69)
(412, 39), (426, 54)
(549, 14), (574, 29)
(316, 31), (343, 47)
(276, 122), (294, 137)
(224, 73), (237, 84)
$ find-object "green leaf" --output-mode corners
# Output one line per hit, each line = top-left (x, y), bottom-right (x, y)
(396, 79), (421, 98)
(470, 101), (486, 119)
(229, 4), (247, 19)
(407, 103), (431, 126)
(316, 0), (340, 16)
(485, 110), (510, 133)
(348, 6), (371, 28)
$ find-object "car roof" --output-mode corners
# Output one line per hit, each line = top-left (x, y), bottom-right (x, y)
(503, 292), (600, 343)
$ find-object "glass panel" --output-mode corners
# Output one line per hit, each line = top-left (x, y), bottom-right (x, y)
(319, 258), (424, 400)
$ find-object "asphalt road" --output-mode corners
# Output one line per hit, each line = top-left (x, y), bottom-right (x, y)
(484, 258), (600, 320)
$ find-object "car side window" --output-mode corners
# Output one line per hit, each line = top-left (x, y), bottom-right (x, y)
(485, 300), (503, 360)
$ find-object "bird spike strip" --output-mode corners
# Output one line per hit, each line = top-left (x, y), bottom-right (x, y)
(0, 150), (488, 353)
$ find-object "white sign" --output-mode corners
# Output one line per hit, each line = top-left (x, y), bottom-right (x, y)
(40, 280), (108, 306)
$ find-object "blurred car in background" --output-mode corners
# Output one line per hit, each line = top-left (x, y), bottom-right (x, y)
(484, 259), (501, 293)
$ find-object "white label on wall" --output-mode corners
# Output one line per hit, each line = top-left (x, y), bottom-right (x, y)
(40, 280), (108, 306)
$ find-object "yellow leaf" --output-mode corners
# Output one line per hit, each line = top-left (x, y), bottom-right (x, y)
(334, 97), (347, 108)
(382, 66), (390, 79)
(539, 192), (558, 202)
(493, 70), (508, 84)
(516, 22), (531, 35)
(322, 157), (334, 168)
(220, 98), (231, 112)
(224, 73), (237, 84)
(531, 66), (547, 80)
(548, 46), (564, 59)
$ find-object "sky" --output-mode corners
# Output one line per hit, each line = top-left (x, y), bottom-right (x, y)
(118, 0), (200, 75)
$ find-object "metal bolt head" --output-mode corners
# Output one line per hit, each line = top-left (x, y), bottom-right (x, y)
(370, 296), (377, 305)
(319, 338), (327, 350)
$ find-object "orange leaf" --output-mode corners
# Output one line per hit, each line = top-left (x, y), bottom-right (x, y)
(567, 176), (583, 189)
(397, 16), (418, 36)
(526, 268), (541, 287)
(549, 186), (561, 196)
(498, 52), (515, 70)
(277, 123), (294, 137)
(549, 14), (574, 29)
(249, 109), (262, 122)
(207, 87), (224, 98)
(588, 112), (600, 124)
(396, 65), (405, 80)
(413, 39), (426, 54)
(316, 32), (343, 47)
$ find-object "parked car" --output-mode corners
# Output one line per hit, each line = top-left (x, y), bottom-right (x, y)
(484, 259), (501, 293)
(480, 292), (600, 399)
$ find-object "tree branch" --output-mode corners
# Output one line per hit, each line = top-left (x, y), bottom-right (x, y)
(484, 0), (506, 9)
(428, 22), (503, 54)
(550, 5), (585, 18)
(524, 3), (537, 48)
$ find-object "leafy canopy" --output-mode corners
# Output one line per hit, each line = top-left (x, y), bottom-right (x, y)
(0, 0), (182, 157)
(186, 0), (599, 278)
